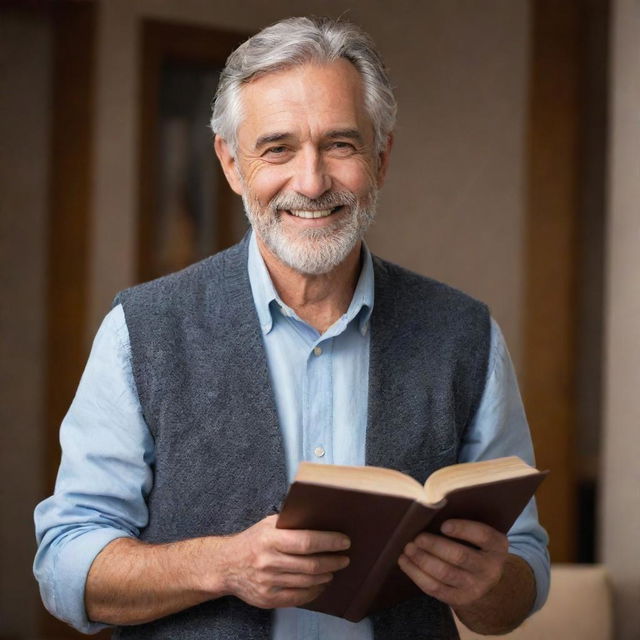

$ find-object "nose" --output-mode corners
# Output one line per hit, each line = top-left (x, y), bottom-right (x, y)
(289, 147), (331, 200)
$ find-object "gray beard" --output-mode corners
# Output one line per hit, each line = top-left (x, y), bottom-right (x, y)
(242, 189), (378, 275)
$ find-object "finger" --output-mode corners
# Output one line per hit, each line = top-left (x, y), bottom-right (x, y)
(398, 553), (460, 604)
(403, 542), (473, 589)
(274, 529), (351, 555)
(440, 520), (508, 553)
(273, 551), (350, 575)
(271, 570), (334, 589)
(410, 533), (484, 573)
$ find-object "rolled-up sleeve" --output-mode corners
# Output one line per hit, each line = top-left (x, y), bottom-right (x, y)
(458, 318), (550, 614)
(33, 304), (155, 633)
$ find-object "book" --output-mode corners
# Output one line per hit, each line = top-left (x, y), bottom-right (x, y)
(276, 456), (547, 622)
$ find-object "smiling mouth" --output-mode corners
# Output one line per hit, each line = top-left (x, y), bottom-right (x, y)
(285, 206), (344, 219)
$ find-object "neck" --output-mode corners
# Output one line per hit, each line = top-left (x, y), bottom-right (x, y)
(256, 236), (362, 334)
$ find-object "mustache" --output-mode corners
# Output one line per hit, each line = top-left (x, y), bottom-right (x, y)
(269, 191), (357, 213)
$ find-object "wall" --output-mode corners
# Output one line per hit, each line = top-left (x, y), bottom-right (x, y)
(0, 11), (51, 638)
(89, 0), (530, 370)
(601, 1), (640, 638)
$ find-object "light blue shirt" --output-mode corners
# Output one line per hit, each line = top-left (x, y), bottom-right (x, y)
(34, 234), (549, 636)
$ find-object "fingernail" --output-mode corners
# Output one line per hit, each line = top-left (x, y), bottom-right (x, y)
(441, 522), (454, 535)
(339, 537), (351, 549)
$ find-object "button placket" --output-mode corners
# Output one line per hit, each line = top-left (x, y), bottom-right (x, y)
(305, 339), (332, 464)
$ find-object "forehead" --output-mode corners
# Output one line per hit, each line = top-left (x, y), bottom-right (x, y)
(237, 59), (372, 145)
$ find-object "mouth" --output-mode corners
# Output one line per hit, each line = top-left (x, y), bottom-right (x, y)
(284, 205), (344, 219)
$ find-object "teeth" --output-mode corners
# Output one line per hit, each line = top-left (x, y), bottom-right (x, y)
(288, 209), (334, 219)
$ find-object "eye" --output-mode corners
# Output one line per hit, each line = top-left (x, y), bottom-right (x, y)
(259, 145), (293, 164)
(328, 141), (357, 155)
(261, 145), (292, 163)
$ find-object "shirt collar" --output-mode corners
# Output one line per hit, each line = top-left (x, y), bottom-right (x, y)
(247, 230), (374, 336)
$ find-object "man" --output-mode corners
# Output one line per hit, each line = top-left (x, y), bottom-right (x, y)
(34, 16), (549, 639)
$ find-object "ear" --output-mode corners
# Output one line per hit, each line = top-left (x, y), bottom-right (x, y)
(214, 136), (244, 196)
(375, 134), (394, 187)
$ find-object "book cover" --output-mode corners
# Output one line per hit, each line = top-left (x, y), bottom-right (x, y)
(276, 459), (547, 621)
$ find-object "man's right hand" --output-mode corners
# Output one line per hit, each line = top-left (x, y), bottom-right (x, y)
(213, 514), (351, 609)
(86, 514), (350, 625)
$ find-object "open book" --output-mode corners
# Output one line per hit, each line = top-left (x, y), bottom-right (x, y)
(276, 456), (547, 622)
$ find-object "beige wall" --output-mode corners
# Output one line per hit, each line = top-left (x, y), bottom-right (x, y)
(0, 11), (51, 638)
(601, 1), (640, 639)
(89, 0), (530, 370)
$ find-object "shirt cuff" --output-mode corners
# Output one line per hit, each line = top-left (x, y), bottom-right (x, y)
(45, 528), (134, 633)
(507, 541), (551, 615)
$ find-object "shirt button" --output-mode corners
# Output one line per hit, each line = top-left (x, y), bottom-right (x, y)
(314, 446), (326, 458)
(313, 346), (323, 356)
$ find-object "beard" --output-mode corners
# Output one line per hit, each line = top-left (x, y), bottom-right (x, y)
(242, 186), (378, 275)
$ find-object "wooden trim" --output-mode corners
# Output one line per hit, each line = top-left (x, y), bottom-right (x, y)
(574, 0), (609, 562)
(45, 0), (95, 504)
(42, 3), (111, 638)
(137, 20), (247, 282)
(522, 0), (583, 562)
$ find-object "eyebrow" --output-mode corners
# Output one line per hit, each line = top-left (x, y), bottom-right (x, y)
(325, 129), (365, 145)
(254, 132), (292, 151)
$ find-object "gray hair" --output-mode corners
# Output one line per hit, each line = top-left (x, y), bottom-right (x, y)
(210, 16), (397, 156)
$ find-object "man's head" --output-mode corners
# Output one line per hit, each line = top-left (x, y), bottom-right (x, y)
(211, 16), (396, 157)
(212, 17), (396, 275)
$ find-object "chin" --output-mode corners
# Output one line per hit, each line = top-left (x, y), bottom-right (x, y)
(268, 234), (360, 275)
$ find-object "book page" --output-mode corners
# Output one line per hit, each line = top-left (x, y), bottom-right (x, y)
(295, 462), (425, 500)
(421, 456), (540, 504)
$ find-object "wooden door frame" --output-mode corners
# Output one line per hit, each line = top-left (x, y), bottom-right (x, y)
(43, 5), (102, 638)
(523, 0), (609, 562)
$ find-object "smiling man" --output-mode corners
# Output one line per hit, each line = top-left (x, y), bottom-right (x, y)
(34, 16), (549, 640)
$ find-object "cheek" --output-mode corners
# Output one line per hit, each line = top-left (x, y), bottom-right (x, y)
(330, 160), (377, 194)
(244, 165), (290, 205)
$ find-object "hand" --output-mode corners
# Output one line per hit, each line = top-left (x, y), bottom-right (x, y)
(217, 515), (351, 609)
(398, 519), (509, 609)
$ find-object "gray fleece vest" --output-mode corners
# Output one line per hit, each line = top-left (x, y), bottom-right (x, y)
(112, 236), (490, 640)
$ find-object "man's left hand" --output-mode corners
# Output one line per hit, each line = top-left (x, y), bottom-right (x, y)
(398, 519), (508, 608)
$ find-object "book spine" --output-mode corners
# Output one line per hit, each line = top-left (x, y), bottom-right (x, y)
(343, 501), (432, 622)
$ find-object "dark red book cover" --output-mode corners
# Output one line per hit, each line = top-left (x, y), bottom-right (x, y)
(276, 468), (547, 622)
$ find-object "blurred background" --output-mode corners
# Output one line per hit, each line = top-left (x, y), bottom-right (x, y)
(1, 0), (638, 638)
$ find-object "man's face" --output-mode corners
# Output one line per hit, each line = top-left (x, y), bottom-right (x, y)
(216, 59), (391, 275)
